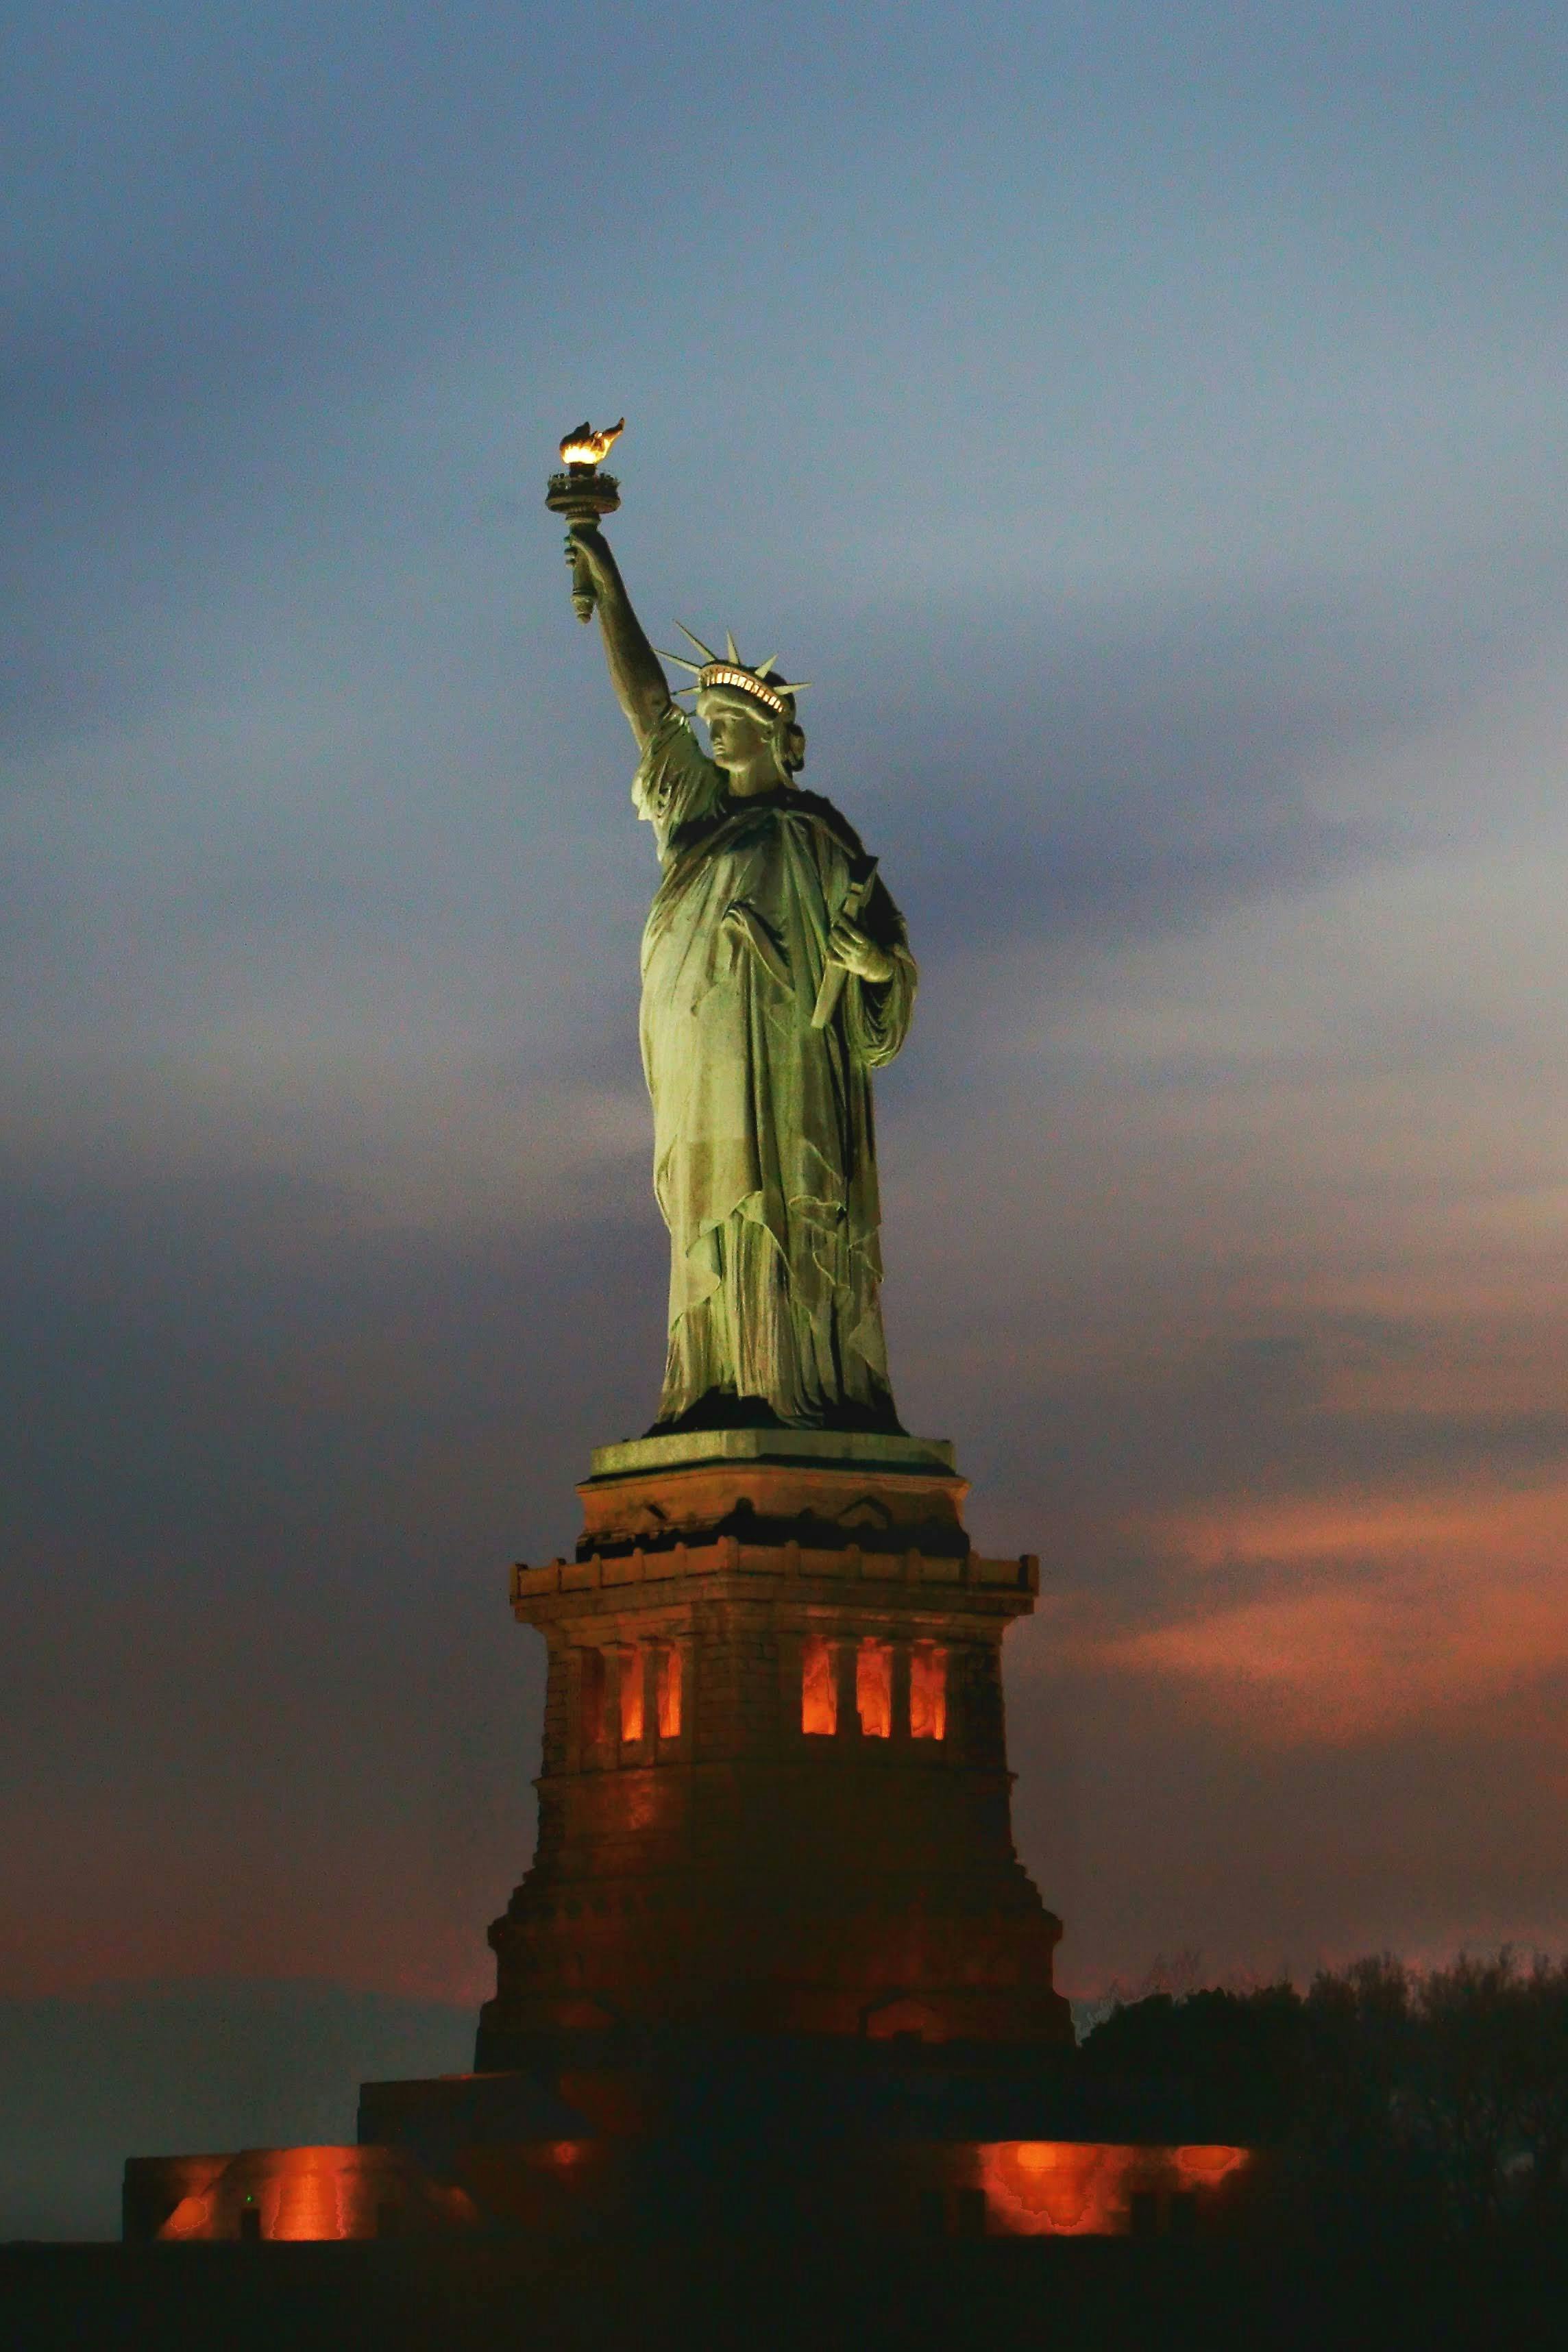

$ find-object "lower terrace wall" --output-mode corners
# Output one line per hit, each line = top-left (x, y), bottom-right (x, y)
(125, 2135), (1258, 2242)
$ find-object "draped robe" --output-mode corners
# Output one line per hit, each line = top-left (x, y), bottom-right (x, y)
(633, 707), (917, 1431)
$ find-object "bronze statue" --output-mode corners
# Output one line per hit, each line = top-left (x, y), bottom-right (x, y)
(551, 427), (917, 1434)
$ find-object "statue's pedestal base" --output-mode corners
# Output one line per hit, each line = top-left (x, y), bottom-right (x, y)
(123, 1432), (1266, 2252)
(480, 1430), (1070, 2060)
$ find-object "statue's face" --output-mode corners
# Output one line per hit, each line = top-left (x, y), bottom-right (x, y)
(697, 689), (779, 779)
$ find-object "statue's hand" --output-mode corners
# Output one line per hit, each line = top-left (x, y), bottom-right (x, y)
(565, 522), (610, 582)
(827, 916), (896, 986)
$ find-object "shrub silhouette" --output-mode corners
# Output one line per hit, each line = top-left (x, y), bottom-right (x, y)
(1078, 1948), (1568, 2244)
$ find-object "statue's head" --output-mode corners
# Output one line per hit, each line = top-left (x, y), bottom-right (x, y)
(663, 628), (809, 786)
(696, 683), (806, 787)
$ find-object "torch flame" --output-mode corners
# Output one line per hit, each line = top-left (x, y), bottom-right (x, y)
(559, 418), (624, 467)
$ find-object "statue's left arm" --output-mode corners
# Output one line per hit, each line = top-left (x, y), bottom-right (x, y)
(836, 877), (918, 1068)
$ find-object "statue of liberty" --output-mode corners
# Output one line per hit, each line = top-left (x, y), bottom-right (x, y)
(563, 515), (918, 1436)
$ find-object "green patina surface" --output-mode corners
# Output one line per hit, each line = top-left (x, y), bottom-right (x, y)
(561, 504), (918, 1436)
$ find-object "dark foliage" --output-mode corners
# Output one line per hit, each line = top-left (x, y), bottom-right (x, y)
(1077, 1982), (1308, 2142)
(1080, 1949), (1568, 2248)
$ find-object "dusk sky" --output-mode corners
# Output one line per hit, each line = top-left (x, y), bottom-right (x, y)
(7, 0), (1568, 2233)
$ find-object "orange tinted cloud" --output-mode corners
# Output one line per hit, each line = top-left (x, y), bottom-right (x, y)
(1058, 1482), (1568, 1743)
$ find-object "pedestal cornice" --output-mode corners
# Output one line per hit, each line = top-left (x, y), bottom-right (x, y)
(587, 1428), (958, 1479)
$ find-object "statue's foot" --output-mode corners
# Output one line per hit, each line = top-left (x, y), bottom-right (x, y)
(644, 1385), (906, 1438)
(644, 1388), (788, 1437)
(819, 1391), (907, 1437)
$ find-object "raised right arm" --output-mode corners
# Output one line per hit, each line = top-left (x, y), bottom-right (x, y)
(567, 524), (671, 749)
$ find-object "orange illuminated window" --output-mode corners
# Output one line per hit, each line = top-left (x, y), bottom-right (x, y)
(619, 1647), (645, 1743)
(656, 1645), (682, 1739)
(580, 1649), (605, 1745)
(910, 1643), (947, 1739)
(857, 1639), (892, 1738)
(801, 1636), (837, 1735)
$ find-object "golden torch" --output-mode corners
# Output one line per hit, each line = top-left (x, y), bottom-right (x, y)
(546, 419), (624, 623)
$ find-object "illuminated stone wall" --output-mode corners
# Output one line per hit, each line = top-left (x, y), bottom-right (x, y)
(124, 2135), (1260, 2242)
(958, 2140), (1254, 2237)
(123, 2146), (478, 2243)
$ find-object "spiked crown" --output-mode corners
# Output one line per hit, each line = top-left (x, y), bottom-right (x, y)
(659, 626), (811, 720)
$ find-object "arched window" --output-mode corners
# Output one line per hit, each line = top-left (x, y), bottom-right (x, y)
(910, 1643), (948, 1740)
(656, 1645), (683, 1739)
(857, 1639), (893, 1739)
(801, 1635), (837, 1735)
(618, 1645), (645, 1743)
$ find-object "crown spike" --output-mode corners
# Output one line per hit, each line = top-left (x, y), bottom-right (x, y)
(725, 628), (741, 663)
(658, 650), (705, 674)
(676, 622), (720, 662)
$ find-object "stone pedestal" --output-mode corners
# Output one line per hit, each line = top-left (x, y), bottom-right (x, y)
(124, 1432), (1272, 2257)
(478, 1431), (1070, 2063)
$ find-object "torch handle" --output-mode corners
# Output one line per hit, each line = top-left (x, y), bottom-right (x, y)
(567, 537), (598, 626)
